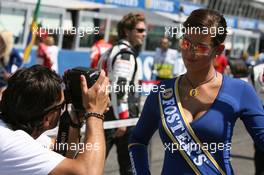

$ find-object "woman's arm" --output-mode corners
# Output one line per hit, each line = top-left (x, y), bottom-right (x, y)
(240, 82), (264, 151)
(129, 91), (160, 174)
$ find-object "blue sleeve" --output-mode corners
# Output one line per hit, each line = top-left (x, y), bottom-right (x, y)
(10, 48), (23, 68)
(240, 82), (264, 151)
(129, 91), (160, 175)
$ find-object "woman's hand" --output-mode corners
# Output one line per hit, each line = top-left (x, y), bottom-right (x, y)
(80, 70), (109, 114)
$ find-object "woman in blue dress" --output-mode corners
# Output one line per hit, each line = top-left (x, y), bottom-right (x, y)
(129, 9), (264, 175)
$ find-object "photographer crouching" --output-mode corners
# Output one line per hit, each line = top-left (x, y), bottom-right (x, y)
(0, 65), (109, 175)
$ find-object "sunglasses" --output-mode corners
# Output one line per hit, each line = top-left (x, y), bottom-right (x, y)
(43, 101), (66, 116)
(134, 28), (146, 33)
(179, 36), (213, 56)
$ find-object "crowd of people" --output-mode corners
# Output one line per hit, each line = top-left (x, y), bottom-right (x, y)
(0, 8), (264, 175)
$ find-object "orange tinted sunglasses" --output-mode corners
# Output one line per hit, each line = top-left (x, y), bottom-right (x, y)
(180, 36), (213, 56)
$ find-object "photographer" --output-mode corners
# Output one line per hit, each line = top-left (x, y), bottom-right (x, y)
(0, 65), (109, 175)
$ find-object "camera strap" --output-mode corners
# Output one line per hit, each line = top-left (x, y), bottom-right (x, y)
(54, 107), (71, 156)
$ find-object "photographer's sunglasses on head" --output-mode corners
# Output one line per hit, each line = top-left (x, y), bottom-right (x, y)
(43, 101), (66, 116)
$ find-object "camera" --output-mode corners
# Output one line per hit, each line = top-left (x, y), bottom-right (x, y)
(63, 67), (100, 111)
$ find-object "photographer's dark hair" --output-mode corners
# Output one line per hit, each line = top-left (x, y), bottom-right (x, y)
(183, 9), (227, 46)
(0, 65), (62, 134)
(117, 13), (145, 40)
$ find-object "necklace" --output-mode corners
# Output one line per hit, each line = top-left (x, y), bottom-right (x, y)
(185, 72), (217, 97)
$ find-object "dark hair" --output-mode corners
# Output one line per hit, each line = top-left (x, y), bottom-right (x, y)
(117, 13), (145, 39)
(0, 65), (62, 134)
(183, 9), (227, 46)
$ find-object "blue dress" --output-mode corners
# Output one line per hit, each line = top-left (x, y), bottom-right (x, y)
(129, 76), (264, 175)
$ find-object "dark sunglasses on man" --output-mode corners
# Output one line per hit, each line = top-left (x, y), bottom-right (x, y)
(134, 28), (146, 33)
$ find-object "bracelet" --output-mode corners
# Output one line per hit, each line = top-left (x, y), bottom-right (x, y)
(84, 112), (104, 120)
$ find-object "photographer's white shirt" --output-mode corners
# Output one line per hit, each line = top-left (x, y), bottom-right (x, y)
(0, 119), (65, 175)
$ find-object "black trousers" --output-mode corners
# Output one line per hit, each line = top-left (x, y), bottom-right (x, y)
(254, 145), (264, 175)
(105, 128), (133, 175)
(104, 108), (133, 175)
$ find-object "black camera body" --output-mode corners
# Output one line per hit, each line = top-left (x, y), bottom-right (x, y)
(63, 67), (100, 111)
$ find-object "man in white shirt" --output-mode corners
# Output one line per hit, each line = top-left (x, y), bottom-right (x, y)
(0, 65), (109, 175)
(251, 62), (264, 175)
(98, 12), (146, 175)
(152, 37), (186, 80)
